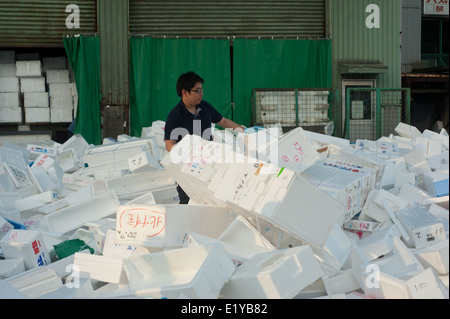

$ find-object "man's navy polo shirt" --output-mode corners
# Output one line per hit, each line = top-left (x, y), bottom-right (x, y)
(164, 100), (223, 143)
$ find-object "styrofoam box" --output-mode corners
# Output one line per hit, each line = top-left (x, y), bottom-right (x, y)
(50, 107), (73, 123)
(395, 206), (447, 249)
(222, 245), (324, 299)
(0, 77), (19, 92)
(0, 107), (21, 123)
(413, 239), (449, 275)
(115, 204), (231, 249)
(16, 61), (42, 77)
(395, 122), (422, 139)
(20, 77), (45, 93)
(73, 252), (127, 285)
(0, 229), (51, 270)
(45, 70), (70, 84)
(422, 172), (449, 197)
(49, 96), (73, 109)
(0, 217), (14, 239)
(0, 258), (25, 279)
(24, 92), (49, 108)
(48, 83), (72, 96)
(43, 191), (119, 234)
(0, 92), (19, 107)
(0, 63), (17, 77)
(123, 243), (235, 299)
(25, 107), (50, 123)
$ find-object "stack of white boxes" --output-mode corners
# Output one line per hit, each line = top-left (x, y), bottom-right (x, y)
(0, 51), (21, 123)
(0, 121), (448, 300)
(44, 57), (74, 123)
(16, 58), (49, 124)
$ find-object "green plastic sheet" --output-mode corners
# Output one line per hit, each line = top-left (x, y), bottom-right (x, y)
(129, 37), (232, 137)
(232, 39), (332, 126)
(64, 36), (102, 145)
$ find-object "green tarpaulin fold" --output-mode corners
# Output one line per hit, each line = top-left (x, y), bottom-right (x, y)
(64, 36), (102, 145)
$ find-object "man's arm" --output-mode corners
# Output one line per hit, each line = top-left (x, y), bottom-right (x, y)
(216, 117), (245, 133)
(165, 140), (177, 152)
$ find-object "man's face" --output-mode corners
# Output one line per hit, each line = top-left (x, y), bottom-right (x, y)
(183, 82), (204, 106)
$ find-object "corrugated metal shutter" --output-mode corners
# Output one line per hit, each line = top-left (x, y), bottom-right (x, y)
(0, 0), (97, 48)
(129, 0), (325, 38)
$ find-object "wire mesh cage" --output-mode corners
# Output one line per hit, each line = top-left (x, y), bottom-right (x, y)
(252, 88), (339, 135)
(345, 88), (411, 143)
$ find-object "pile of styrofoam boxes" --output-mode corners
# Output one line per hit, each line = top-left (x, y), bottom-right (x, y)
(0, 121), (448, 299)
(0, 50), (77, 125)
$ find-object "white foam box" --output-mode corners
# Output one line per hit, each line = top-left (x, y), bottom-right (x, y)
(23, 92), (49, 108)
(5, 267), (62, 299)
(0, 92), (19, 107)
(123, 243), (235, 299)
(102, 229), (150, 259)
(73, 252), (127, 284)
(128, 150), (163, 173)
(422, 171), (449, 197)
(413, 239), (449, 275)
(15, 61), (42, 77)
(0, 77), (19, 92)
(428, 139), (443, 169)
(43, 191), (119, 234)
(0, 217), (14, 238)
(27, 165), (58, 193)
(218, 215), (274, 250)
(394, 170), (417, 188)
(322, 268), (361, 295)
(423, 129), (449, 150)
(25, 107), (50, 123)
(26, 144), (58, 159)
(49, 96), (73, 109)
(60, 133), (89, 160)
(414, 136), (429, 158)
(0, 229), (51, 270)
(115, 204), (231, 249)
(0, 63), (17, 77)
(395, 122), (422, 139)
(395, 206), (447, 249)
(355, 225), (401, 262)
(301, 158), (374, 222)
(404, 149), (432, 175)
(45, 70), (70, 84)
(105, 169), (175, 199)
(0, 258), (25, 279)
(222, 245), (323, 299)
(264, 127), (320, 173)
(50, 107), (73, 123)
(20, 77), (45, 93)
(0, 107), (21, 123)
(15, 191), (59, 213)
(48, 83), (72, 96)
(397, 182), (433, 205)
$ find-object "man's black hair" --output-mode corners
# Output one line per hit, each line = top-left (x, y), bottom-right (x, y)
(176, 71), (204, 97)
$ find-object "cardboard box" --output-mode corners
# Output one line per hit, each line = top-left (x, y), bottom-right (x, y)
(0, 229), (51, 270)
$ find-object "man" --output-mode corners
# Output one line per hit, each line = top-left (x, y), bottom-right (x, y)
(164, 71), (245, 204)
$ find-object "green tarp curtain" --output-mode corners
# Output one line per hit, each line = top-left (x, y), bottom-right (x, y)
(129, 38), (331, 135)
(129, 37), (231, 137)
(232, 39), (332, 126)
(63, 36), (102, 145)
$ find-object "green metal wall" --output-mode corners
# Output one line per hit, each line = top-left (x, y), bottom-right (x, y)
(129, 0), (326, 38)
(329, 0), (402, 89)
(0, 0), (96, 48)
(97, 0), (129, 107)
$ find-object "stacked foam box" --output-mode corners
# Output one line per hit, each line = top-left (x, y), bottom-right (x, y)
(16, 59), (50, 124)
(0, 120), (449, 299)
(0, 51), (21, 123)
(44, 57), (75, 123)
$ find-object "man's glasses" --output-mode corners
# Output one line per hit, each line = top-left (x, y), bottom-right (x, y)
(190, 88), (204, 94)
